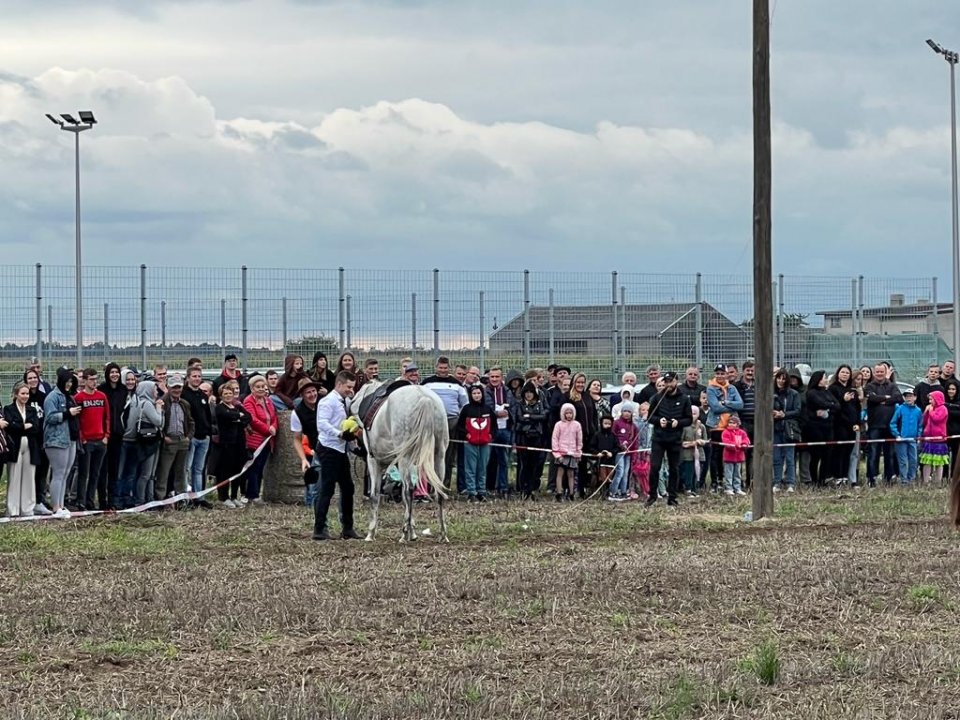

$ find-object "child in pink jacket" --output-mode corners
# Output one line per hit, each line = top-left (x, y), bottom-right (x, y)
(720, 413), (750, 496)
(552, 402), (583, 501)
(920, 389), (950, 486)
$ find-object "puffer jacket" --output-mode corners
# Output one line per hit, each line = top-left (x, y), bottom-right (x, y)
(551, 404), (583, 457)
(511, 382), (547, 440)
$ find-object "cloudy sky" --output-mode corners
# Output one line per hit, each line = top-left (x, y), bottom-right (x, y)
(1, 0), (958, 279)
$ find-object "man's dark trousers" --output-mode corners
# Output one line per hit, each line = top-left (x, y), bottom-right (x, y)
(313, 447), (355, 535)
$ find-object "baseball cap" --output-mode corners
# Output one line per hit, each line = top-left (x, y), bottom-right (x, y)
(168, 373), (184, 387)
(404, 362), (419, 372)
(662, 372), (678, 382)
(224, 353), (238, 362)
(714, 363), (727, 373)
(903, 387), (916, 396)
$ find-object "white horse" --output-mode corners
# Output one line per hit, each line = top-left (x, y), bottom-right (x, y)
(358, 384), (450, 543)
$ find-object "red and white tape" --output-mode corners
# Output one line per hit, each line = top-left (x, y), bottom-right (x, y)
(0, 436), (272, 525)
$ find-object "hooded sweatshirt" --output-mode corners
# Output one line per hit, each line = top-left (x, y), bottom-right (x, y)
(889, 399), (922, 440)
(551, 403), (583, 458)
(922, 390), (948, 440)
(122, 380), (164, 443)
(612, 412), (639, 454)
(98, 362), (129, 437)
(275, 354), (308, 409)
(457, 385), (494, 445)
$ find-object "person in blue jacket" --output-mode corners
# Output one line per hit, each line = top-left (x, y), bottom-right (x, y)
(889, 388), (922, 484)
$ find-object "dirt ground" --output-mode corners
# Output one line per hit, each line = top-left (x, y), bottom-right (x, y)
(1, 486), (959, 719)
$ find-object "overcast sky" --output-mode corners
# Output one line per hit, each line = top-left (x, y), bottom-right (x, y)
(1, 0), (958, 278)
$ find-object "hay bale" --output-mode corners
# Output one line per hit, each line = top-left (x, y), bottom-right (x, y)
(263, 409), (305, 504)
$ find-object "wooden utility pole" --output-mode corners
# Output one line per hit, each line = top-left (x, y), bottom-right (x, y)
(752, 0), (774, 519)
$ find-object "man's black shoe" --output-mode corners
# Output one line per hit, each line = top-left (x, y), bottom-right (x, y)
(644, 497), (658, 508)
(312, 529), (331, 541)
(341, 529), (362, 540)
(667, 498), (680, 507)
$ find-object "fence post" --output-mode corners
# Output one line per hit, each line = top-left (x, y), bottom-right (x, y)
(411, 293), (417, 364)
(548, 288), (555, 364)
(611, 271), (619, 377)
(620, 286), (627, 376)
(776, 273), (784, 368)
(694, 273), (704, 370)
(35, 263), (43, 367)
(220, 299), (226, 359)
(857, 275), (865, 366)
(346, 295), (352, 350)
(160, 300), (167, 363)
(933, 277), (940, 361)
(338, 267), (346, 352)
(47, 304), (53, 359)
(140, 264), (147, 371)
(523, 270), (531, 369)
(433, 268), (440, 357)
(103, 303), (109, 364)
(479, 291), (485, 371)
(281, 297), (288, 356)
(850, 278), (858, 367)
(241, 266), (249, 371)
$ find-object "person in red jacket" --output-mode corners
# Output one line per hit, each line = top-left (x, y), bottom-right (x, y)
(76, 368), (111, 510)
(241, 373), (278, 504)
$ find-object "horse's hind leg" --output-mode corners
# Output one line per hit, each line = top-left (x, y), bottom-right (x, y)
(365, 455), (383, 542)
(400, 467), (417, 543)
(435, 445), (449, 543)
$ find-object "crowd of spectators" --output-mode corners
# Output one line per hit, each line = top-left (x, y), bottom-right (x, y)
(2, 350), (953, 520)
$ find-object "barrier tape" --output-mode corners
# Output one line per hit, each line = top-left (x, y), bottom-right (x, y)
(0, 436), (273, 525)
(451, 433), (960, 455)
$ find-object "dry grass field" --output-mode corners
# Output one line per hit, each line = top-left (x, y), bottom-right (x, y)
(1, 486), (958, 719)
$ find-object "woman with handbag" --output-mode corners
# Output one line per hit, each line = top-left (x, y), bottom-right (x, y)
(4, 382), (43, 517)
(772, 370), (800, 492)
(43, 368), (82, 518)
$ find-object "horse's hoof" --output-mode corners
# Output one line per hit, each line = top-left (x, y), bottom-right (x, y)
(364, 534), (374, 542)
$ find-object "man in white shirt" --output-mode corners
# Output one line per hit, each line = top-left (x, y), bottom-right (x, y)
(313, 371), (361, 541)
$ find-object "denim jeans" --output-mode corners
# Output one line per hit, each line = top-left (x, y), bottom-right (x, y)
(117, 442), (159, 507)
(772, 431), (796, 487)
(305, 482), (319, 507)
(486, 428), (511, 493)
(464, 443), (491, 497)
(894, 439), (918, 483)
(244, 446), (272, 500)
(723, 462), (742, 492)
(609, 453), (630, 496)
(185, 437), (211, 492)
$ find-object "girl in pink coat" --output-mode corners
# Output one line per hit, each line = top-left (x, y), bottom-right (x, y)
(920, 389), (949, 486)
(552, 402), (583, 501)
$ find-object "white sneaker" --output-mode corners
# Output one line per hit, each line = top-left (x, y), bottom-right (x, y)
(735, 489), (747, 496)
(239, 496), (249, 505)
(787, 486), (795, 493)
(724, 490), (735, 496)
(772, 485), (780, 493)
(34, 503), (53, 516)
(53, 508), (71, 519)
(250, 497), (265, 505)
(223, 499), (236, 509)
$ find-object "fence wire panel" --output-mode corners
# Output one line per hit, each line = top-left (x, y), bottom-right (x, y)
(0, 265), (951, 389)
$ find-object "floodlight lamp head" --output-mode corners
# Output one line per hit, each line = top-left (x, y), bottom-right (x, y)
(78, 110), (96, 125)
(45, 113), (62, 126)
(927, 38), (943, 54)
(60, 113), (79, 125)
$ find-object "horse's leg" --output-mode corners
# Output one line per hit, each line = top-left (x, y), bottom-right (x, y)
(435, 444), (449, 543)
(400, 467), (413, 543)
(365, 454), (383, 542)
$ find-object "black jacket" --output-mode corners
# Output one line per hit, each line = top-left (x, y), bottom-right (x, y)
(215, 402), (251, 447)
(595, 427), (620, 457)
(648, 389), (692, 444)
(829, 382), (861, 434)
(182, 386), (213, 440)
(677, 381), (705, 404)
(773, 386), (801, 433)
(865, 379), (902, 428)
(637, 382), (659, 406)
(947, 397), (960, 439)
(3, 402), (43, 466)
(98, 378), (129, 437)
(804, 387), (840, 431)
(512, 383), (547, 440)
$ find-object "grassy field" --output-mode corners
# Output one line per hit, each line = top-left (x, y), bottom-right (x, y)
(1, 486), (959, 719)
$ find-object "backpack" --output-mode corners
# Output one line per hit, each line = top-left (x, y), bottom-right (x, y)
(465, 415), (492, 446)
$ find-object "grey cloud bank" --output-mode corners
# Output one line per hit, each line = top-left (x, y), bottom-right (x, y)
(0, 0), (957, 276)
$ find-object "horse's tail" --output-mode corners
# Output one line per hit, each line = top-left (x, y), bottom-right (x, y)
(392, 393), (448, 499)
(951, 458), (960, 529)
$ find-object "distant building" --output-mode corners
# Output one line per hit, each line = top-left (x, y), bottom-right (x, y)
(818, 294), (953, 340)
(489, 302), (750, 364)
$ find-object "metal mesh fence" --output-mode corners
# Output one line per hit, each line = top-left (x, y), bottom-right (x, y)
(0, 265), (948, 388)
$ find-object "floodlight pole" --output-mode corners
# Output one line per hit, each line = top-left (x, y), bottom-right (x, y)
(48, 113), (95, 369)
(927, 40), (960, 368)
